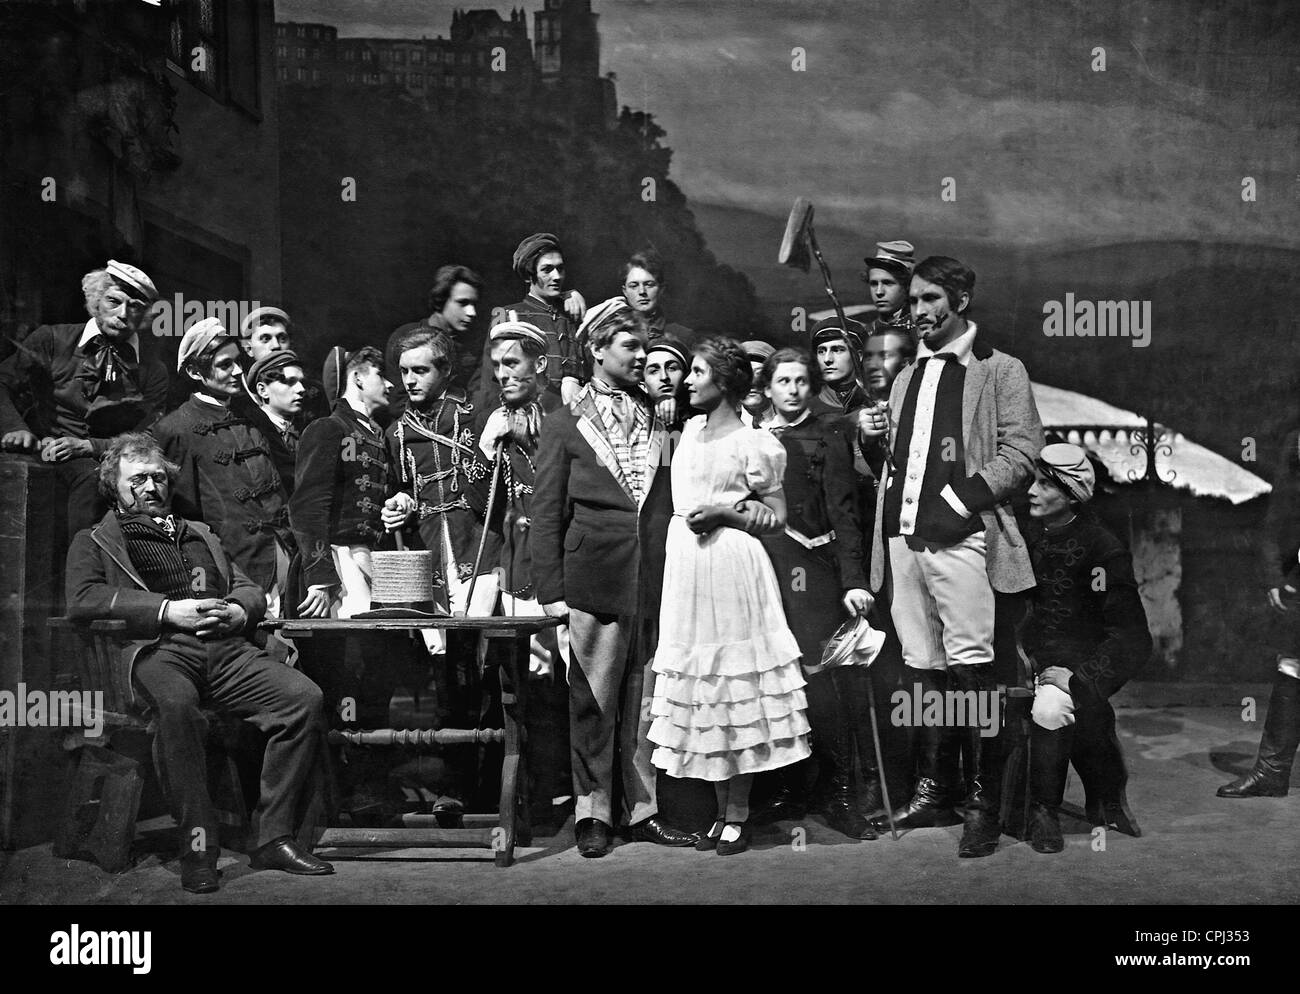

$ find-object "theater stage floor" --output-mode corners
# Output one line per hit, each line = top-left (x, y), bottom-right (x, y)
(2, 683), (1297, 905)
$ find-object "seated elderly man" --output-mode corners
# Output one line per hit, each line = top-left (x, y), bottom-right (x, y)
(1021, 443), (1153, 853)
(66, 432), (332, 893)
(0, 261), (169, 535)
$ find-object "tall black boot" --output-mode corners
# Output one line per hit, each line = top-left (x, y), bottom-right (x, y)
(952, 663), (1003, 858)
(1027, 722), (1073, 854)
(751, 761), (809, 825)
(1072, 698), (1140, 836)
(872, 668), (961, 831)
(1218, 671), (1300, 798)
(835, 668), (885, 818)
(807, 672), (875, 839)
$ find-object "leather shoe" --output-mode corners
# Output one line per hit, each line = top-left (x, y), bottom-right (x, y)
(631, 816), (698, 847)
(575, 817), (611, 858)
(250, 836), (335, 875)
(957, 808), (1001, 859)
(716, 822), (751, 856)
(181, 860), (220, 894)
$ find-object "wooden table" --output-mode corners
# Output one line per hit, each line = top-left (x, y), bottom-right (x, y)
(264, 616), (560, 867)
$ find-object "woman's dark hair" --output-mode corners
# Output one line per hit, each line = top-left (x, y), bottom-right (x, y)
(427, 265), (483, 315)
(758, 346), (815, 393)
(692, 336), (752, 405)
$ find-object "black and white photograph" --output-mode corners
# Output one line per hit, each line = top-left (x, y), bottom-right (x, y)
(0, 0), (1294, 953)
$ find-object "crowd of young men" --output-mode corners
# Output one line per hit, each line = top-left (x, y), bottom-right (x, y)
(11, 229), (1287, 891)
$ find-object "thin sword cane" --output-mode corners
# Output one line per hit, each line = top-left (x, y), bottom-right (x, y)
(863, 671), (898, 841)
(463, 439), (505, 614)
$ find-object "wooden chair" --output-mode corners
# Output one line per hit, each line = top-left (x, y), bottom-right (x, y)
(47, 618), (246, 872)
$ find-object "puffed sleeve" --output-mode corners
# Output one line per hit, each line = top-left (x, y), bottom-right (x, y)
(745, 430), (788, 496)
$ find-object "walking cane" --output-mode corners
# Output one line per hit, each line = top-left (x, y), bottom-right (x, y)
(463, 439), (505, 616)
(863, 670), (898, 841)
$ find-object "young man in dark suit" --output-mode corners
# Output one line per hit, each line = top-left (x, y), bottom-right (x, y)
(153, 320), (293, 618)
(244, 350), (307, 497)
(530, 298), (696, 857)
(66, 433), (331, 893)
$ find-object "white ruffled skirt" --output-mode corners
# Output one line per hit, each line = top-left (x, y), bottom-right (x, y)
(649, 517), (812, 781)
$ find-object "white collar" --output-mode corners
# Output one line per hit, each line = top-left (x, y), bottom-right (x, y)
(78, 318), (140, 356)
(261, 407), (293, 432)
(916, 321), (978, 367)
(192, 392), (228, 409)
(768, 408), (812, 431)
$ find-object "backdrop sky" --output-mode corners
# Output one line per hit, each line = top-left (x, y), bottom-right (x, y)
(278, 0), (1299, 249)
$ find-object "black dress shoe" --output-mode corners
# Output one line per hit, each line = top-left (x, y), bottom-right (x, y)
(250, 836), (335, 875)
(575, 817), (611, 858)
(696, 820), (725, 852)
(752, 784), (808, 825)
(181, 861), (220, 894)
(957, 808), (1001, 859)
(1216, 766), (1289, 798)
(631, 816), (698, 847)
(716, 822), (751, 856)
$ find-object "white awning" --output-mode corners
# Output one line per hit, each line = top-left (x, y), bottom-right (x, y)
(1033, 383), (1269, 505)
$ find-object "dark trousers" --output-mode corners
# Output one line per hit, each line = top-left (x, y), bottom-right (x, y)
(54, 455), (105, 539)
(133, 634), (326, 858)
(1070, 690), (1127, 804)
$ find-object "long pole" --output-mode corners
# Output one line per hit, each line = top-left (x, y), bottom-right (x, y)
(806, 225), (896, 471)
(463, 440), (504, 615)
(864, 674), (898, 841)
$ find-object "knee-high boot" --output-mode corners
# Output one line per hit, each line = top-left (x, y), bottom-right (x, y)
(751, 762), (809, 825)
(952, 662), (1002, 858)
(806, 672), (875, 838)
(872, 667), (961, 831)
(1218, 671), (1300, 798)
(836, 667), (884, 818)
(1027, 722), (1073, 853)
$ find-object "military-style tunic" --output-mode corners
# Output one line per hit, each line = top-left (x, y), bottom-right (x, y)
(387, 390), (498, 592)
(1022, 513), (1152, 705)
(152, 394), (290, 591)
(290, 400), (392, 589)
(760, 412), (868, 672)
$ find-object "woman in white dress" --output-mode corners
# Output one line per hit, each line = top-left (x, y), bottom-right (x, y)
(648, 337), (812, 855)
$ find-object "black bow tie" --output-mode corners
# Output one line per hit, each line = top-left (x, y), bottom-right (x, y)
(82, 334), (139, 393)
(921, 352), (958, 365)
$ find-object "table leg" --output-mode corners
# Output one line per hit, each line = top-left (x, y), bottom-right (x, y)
(494, 633), (531, 867)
